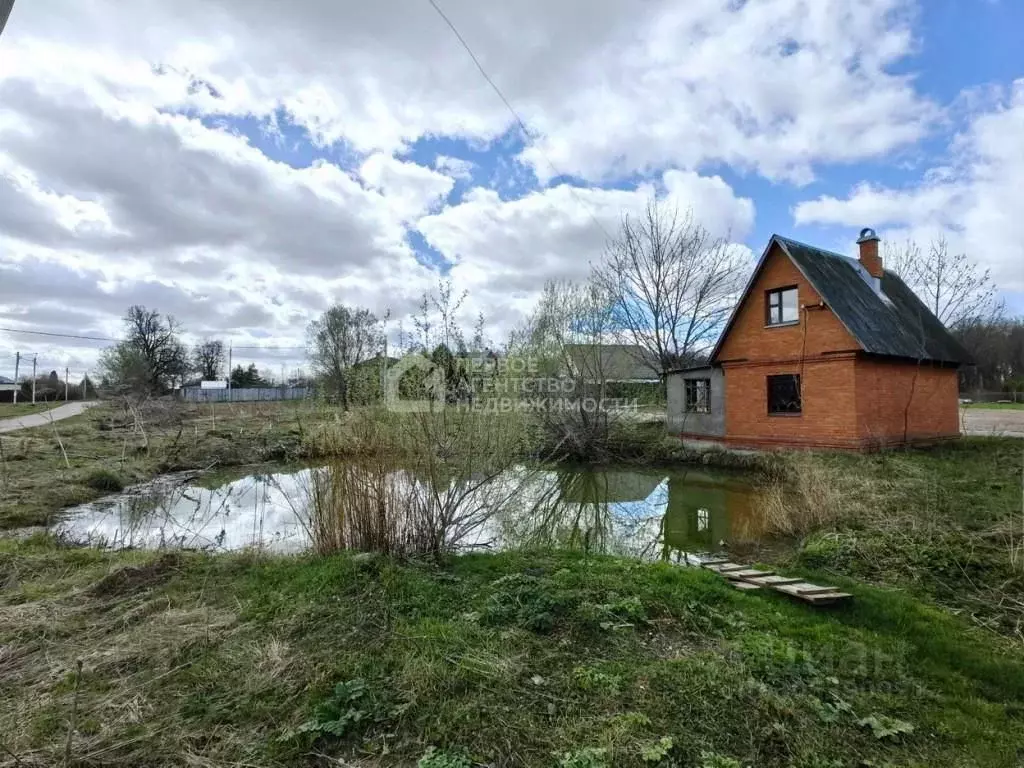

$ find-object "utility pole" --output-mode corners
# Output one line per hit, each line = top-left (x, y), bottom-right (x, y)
(31, 354), (37, 404)
(227, 342), (233, 395)
(13, 351), (19, 405)
(65, 367), (70, 401)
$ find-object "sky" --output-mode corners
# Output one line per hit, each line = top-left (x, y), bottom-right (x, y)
(0, 0), (1021, 380)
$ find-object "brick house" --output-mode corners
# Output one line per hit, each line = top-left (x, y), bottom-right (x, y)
(666, 229), (972, 450)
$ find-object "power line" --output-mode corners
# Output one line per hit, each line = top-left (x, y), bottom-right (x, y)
(0, 326), (307, 352)
(0, 327), (118, 342)
(425, 0), (615, 242)
(231, 345), (306, 351)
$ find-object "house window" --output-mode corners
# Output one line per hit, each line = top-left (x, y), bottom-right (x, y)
(767, 374), (801, 415)
(684, 379), (710, 413)
(766, 286), (799, 325)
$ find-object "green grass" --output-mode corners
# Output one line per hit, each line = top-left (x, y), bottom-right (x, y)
(774, 437), (1024, 636)
(2, 539), (1023, 766)
(0, 401), (62, 419)
(963, 402), (1024, 410)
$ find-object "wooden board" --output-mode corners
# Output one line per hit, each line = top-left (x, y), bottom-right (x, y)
(702, 562), (746, 573)
(724, 568), (775, 580)
(696, 561), (852, 606)
(774, 583), (852, 604)
(742, 575), (803, 587)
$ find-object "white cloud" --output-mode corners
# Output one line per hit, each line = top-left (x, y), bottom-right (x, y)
(434, 155), (476, 181)
(3, 0), (933, 182)
(793, 80), (1024, 293)
(359, 153), (455, 220)
(417, 172), (755, 339)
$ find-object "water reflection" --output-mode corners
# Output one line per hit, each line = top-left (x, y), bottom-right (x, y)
(54, 464), (762, 557)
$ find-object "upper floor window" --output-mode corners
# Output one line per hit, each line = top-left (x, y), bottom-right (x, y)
(684, 378), (710, 413)
(766, 286), (798, 325)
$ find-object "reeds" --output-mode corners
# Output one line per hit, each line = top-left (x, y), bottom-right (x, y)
(299, 405), (542, 558)
(755, 454), (848, 537)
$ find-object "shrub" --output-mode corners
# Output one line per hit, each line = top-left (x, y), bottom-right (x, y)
(82, 468), (125, 493)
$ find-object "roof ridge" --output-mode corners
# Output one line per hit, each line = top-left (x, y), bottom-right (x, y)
(773, 234), (855, 264)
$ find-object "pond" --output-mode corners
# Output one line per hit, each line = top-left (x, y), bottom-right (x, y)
(53, 463), (765, 559)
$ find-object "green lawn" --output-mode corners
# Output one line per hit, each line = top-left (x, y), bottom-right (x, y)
(0, 401), (61, 419)
(2, 539), (1023, 767)
(963, 401), (1024, 410)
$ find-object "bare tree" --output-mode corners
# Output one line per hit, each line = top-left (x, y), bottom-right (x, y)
(885, 238), (1004, 330)
(191, 339), (225, 381)
(308, 305), (384, 410)
(514, 278), (625, 459)
(592, 199), (745, 373)
(98, 305), (189, 393)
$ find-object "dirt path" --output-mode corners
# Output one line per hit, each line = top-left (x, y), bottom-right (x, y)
(0, 401), (99, 433)
(962, 407), (1024, 438)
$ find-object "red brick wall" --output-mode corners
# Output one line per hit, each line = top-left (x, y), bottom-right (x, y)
(855, 358), (960, 445)
(722, 356), (861, 448)
(715, 242), (860, 363)
(708, 241), (960, 450)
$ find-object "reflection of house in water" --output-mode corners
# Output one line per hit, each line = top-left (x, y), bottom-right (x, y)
(661, 471), (756, 557)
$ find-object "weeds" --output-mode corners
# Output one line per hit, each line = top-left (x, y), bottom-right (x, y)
(81, 468), (124, 493)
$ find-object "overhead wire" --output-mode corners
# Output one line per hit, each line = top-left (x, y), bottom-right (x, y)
(425, 0), (616, 243)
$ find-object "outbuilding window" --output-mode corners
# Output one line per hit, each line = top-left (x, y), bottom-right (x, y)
(767, 374), (801, 414)
(766, 286), (799, 325)
(684, 379), (711, 413)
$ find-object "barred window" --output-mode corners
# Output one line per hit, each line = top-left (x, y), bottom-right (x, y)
(684, 379), (710, 413)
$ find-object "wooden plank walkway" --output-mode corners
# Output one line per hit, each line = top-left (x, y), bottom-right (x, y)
(699, 558), (851, 606)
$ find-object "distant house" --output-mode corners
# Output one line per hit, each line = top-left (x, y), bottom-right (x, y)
(0, 375), (18, 403)
(564, 344), (661, 384)
(667, 229), (972, 450)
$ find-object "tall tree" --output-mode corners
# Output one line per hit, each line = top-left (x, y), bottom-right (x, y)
(192, 339), (225, 381)
(307, 305), (383, 410)
(885, 238), (1004, 330)
(230, 363), (267, 388)
(98, 305), (189, 393)
(591, 199), (745, 373)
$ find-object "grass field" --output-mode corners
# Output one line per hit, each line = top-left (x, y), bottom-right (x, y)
(2, 538), (1023, 767)
(0, 401), (62, 419)
(0, 399), (326, 528)
(3, 402), (1023, 764)
(762, 438), (1024, 638)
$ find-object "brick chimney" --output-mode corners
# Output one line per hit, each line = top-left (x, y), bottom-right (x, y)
(856, 227), (883, 279)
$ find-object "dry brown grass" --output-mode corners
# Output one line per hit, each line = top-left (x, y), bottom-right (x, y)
(0, 551), (243, 766)
(754, 453), (855, 537)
